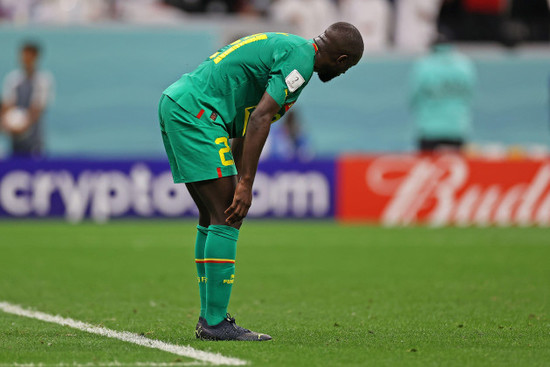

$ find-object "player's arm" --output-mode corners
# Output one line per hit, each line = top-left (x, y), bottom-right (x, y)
(0, 102), (12, 132)
(0, 101), (13, 120)
(0, 75), (16, 132)
(225, 92), (280, 225)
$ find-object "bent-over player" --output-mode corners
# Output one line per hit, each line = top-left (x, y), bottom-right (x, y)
(159, 22), (363, 341)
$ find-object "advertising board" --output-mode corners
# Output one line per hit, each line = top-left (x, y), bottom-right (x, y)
(337, 154), (550, 226)
(0, 159), (335, 220)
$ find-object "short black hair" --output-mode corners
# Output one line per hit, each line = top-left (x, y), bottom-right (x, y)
(21, 41), (41, 55)
(326, 22), (364, 57)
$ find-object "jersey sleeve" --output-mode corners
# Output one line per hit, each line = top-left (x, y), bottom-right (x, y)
(265, 44), (314, 107)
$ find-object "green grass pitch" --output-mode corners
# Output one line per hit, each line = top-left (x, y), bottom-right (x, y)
(0, 221), (548, 366)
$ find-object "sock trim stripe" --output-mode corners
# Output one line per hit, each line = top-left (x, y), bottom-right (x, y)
(195, 258), (235, 264)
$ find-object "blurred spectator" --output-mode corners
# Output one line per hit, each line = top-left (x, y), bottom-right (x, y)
(339, 0), (390, 52)
(508, 0), (549, 42)
(438, 0), (549, 44)
(462, 0), (510, 43)
(1, 41), (54, 158)
(394, 0), (443, 52)
(244, 0), (271, 16)
(0, 0), (38, 23)
(409, 37), (476, 152)
(163, 0), (242, 13)
(0, 0), (107, 23)
(270, 0), (338, 39)
(1, 0), (547, 48)
(120, 0), (187, 24)
(0, 0), (184, 24)
(265, 110), (314, 161)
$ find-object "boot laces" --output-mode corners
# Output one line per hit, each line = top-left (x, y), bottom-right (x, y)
(225, 313), (250, 333)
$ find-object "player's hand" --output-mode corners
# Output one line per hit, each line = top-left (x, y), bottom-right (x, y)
(225, 180), (253, 225)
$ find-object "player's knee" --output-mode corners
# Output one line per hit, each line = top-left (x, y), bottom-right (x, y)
(209, 212), (242, 229)
(210, 212), (228, 225)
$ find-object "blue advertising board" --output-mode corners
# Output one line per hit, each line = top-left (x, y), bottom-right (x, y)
(0, 159), (335, 220)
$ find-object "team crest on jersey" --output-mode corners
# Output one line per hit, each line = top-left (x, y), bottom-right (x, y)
(285, 69), (305, 93)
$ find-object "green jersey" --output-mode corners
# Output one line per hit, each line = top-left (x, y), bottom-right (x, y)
(410, 45), (476, 140)
(164, 32), (317, 138)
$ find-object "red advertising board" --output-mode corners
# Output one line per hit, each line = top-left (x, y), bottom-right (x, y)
(337, 154), (550, 226)
(464, 0), (506, 13)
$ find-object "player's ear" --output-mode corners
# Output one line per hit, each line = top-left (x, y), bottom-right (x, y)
(336, 54), (348, 65)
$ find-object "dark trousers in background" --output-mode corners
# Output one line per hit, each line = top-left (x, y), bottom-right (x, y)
(418, 138), (464, 152)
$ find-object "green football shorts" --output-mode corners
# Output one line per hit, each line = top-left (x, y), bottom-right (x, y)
(158, 94), (238, 183)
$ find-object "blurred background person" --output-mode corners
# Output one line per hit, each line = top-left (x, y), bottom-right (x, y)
(438, 0), (549, 45)
(459, 0), (509, 42)
(265, 110), (314, 161)
(394, 0), (443, 52)
(0, 0), (105, 24)
(0, 0), (38, 24)
(1, 41), (54, 158)
(270, 0), (338, 39)
(339, 0), (391, 52)
(119, 0), (187, 24)
(409, 36), (476, 152)
(0, 0), (184, 25)
(163, 0), (240, 14)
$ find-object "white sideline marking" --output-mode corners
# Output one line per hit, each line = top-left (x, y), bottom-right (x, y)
(0, 302), (247, 366)
(3, 363), (204, 367)
(2, 363), (204, 367)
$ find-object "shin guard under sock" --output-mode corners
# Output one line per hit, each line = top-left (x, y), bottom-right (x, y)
(194, 225), (209, 319)
(203, 225), (238, 326)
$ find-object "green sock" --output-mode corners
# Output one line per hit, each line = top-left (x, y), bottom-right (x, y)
(194, 225), (208, 319)
(204, 225), (239, 326)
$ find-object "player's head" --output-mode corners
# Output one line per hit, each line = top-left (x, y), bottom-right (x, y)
(20, 41), (41, 74)
(313, 22), (364, 83)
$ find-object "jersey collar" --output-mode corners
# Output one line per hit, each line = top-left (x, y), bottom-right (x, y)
(312, 41), (319, 54)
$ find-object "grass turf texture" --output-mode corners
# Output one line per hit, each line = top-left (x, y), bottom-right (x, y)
(0, 221), (548, 366)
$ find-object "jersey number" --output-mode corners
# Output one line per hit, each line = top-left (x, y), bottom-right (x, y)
(242, 106), (282, 136)
(209, 33), (268, 64)
(215, 137), (234, 166)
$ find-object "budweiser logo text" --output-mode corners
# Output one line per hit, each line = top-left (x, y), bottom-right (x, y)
(365, 155), (550, 226)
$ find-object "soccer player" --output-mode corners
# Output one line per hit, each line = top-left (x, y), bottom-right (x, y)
(158, 22), (363, 341)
